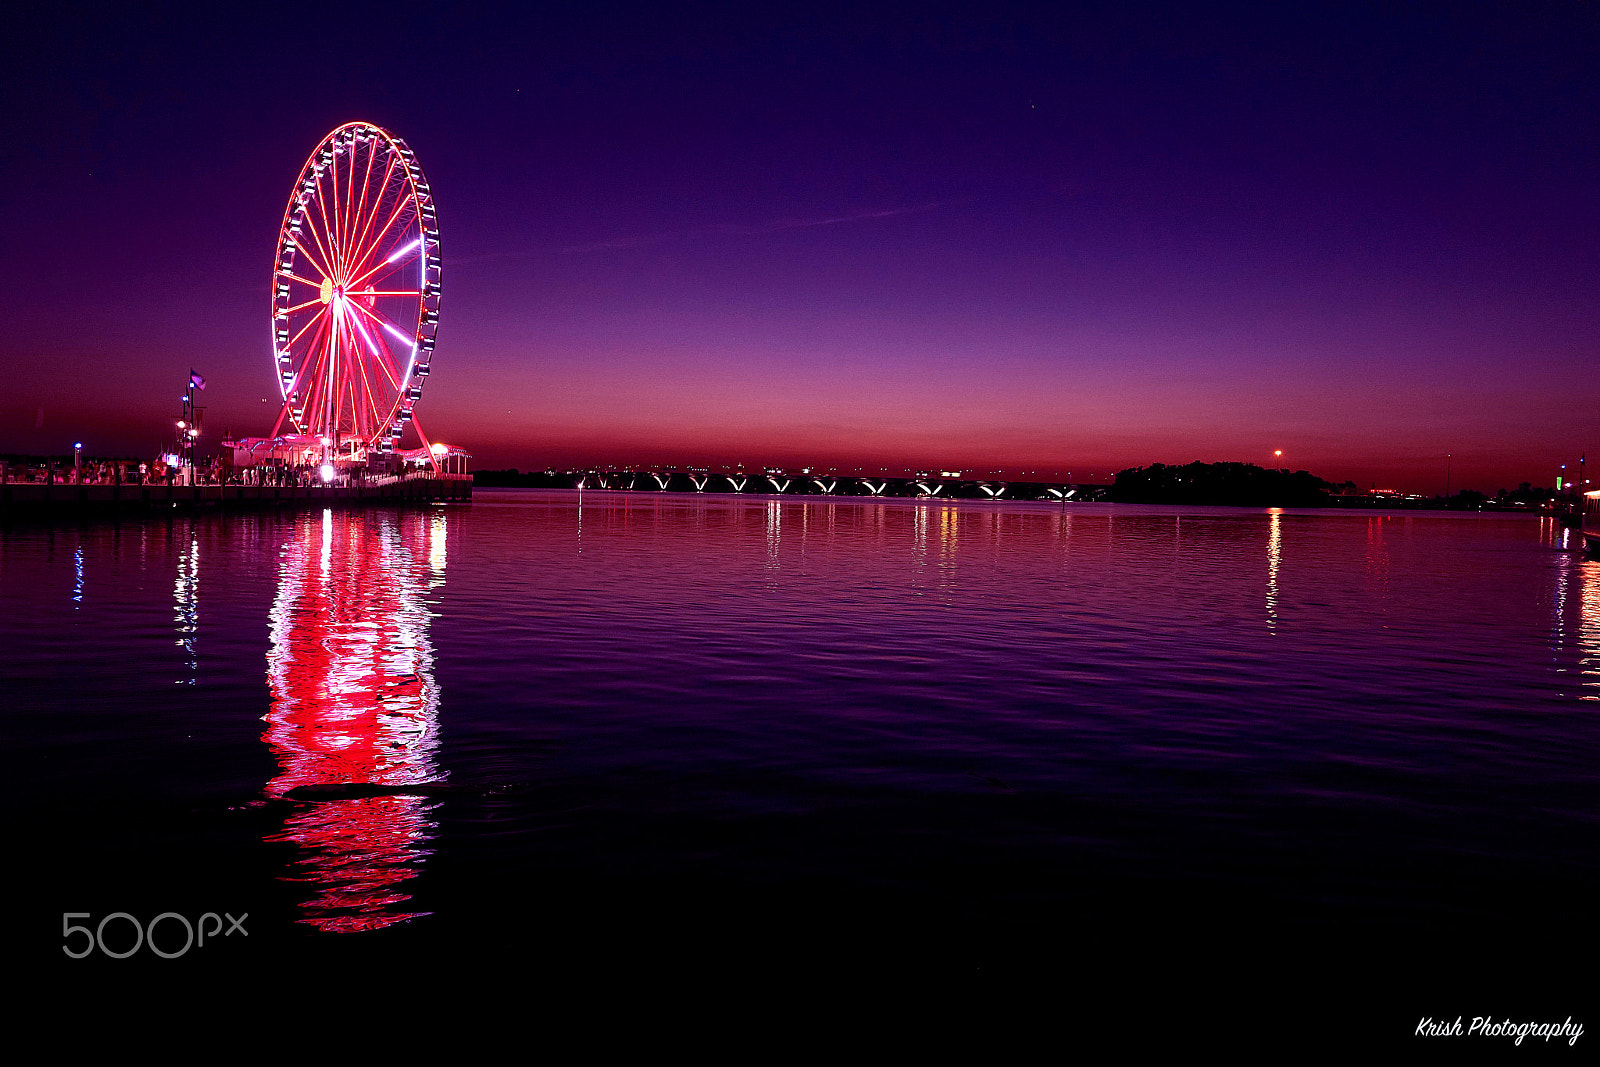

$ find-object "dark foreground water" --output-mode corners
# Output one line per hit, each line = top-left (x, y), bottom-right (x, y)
(12, 491), (1597, 1045)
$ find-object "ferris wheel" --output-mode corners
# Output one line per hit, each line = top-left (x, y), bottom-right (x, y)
(269, 121), (441, 462)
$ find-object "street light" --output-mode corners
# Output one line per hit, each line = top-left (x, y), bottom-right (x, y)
(74, 442), (82, 484)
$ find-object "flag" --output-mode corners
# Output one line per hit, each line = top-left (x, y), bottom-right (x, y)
(190, 370), (207, 391)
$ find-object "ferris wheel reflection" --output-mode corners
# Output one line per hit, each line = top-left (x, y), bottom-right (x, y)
(263, 507), (448, 932)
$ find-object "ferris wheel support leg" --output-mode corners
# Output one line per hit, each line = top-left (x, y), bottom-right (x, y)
(408, 412), (442, 475)
(268, 396), (295, 441)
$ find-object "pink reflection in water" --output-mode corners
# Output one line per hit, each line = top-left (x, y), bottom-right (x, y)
(262, 507), (447, 931)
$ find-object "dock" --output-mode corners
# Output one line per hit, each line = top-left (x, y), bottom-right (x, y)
(0, 475), (471, 519)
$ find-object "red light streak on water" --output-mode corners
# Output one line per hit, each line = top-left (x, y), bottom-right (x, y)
(262, 508), (444, 931)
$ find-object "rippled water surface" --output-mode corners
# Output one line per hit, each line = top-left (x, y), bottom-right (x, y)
(14, 491), (1599, 1034)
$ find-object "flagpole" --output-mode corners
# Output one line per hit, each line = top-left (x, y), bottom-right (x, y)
(182, 377), (193, 484)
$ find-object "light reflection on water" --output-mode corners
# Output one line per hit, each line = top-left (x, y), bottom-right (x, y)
(261, 507), (446, 931)
(174, 532), (198, 683)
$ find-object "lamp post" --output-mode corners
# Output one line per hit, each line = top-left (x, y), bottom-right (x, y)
(73, 442), (82, 484)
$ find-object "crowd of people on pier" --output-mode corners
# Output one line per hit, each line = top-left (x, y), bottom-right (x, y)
(0, 459), (159, 485)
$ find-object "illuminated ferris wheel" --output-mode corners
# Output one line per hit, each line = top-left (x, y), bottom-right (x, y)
(269, 121), (441, 461)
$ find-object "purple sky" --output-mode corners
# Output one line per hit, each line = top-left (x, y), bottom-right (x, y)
(5, 1), (1600, 492)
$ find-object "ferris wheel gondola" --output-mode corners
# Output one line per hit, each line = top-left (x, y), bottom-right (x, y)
(269, 121), (441, 466)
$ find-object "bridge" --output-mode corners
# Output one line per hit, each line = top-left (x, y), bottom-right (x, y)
(493, 468), (1101, 502)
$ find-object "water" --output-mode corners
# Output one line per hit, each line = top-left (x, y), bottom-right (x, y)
(13, 491), (1598, 1038)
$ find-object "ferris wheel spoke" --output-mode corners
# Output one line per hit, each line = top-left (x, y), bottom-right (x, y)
(341, 143), (360, 262)
(281, 297), (325, 316)
(293, 248), (332, 290)
(348, 302), (410, 384)
(345, 197), (417, 288)
(328, 143), (347, 275)
(309, 190), (341, 278)
(350, 140), (378, 257)
(331, 315), (352, 434)
(295, 316), (334, 430)
(287, 316), (330, 391)
(346, 301), (403, 402)
(324, 149), (343, 276)
(285, 306), (330, 352)
(309, 312), (335, 397)
(347, 250), (416, 293)
(323, 170), (350, 278)
(345, 299), (385, 358)
(351, 338), (388, 433)
(334, 313), (358, 434)
(368, 336), (404, 392)
(347, 294), (408, 336)
(277, 270), (324, 290)
(295, 216), (337, 283)
(349, 139), (371, 257)
(345, 314), (398, 388)
(346, 149), (392, 275)
(343, 141), (369, 267)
